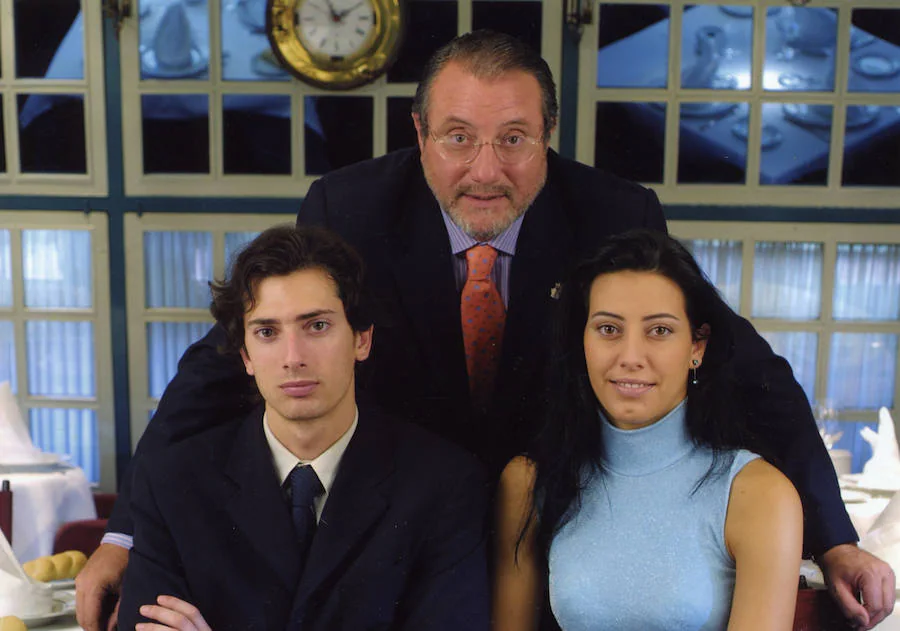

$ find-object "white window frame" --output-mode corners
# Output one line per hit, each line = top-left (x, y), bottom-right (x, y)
(119, 0), (561, 197)
(124, 212), (292, 450)
(0, 1), (108, 195)
(0, 211), (114, 489)
(578, 0), (900, 207)
(670, 220), (900, 425)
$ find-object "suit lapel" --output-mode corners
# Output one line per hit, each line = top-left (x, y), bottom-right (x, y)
(222, 412), (302, 593)
(386, 169), (470, 406)
(290, 410), (394, 622)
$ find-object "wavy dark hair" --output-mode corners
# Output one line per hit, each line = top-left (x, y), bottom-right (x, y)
(209, 224), (373, 353)
(526, 229), (774, 558)
(411, 29), (558, 140)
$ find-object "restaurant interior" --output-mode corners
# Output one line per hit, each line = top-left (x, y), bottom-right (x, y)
(0, 0), (899, 627)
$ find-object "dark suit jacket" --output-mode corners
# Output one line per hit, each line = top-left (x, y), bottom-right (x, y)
(118, 406), (489, 631)
(111, 148), (855, 557)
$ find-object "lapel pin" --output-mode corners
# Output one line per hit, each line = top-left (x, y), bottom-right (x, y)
(550, 282), (562, 300)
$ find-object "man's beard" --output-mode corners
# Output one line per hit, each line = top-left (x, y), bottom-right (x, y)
(431, 176), (546, 242)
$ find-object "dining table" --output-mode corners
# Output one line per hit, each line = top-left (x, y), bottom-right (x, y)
(0, 462), (96, 564)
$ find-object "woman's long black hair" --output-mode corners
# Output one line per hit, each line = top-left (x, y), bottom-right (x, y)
(525, 229), (778, 558)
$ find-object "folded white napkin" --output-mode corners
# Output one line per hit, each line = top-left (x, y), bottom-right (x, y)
(153, 1), (195, 70)
(0, 529), (53, 616)
(859, 407), (900, 485)
(0, 382), (49, 465)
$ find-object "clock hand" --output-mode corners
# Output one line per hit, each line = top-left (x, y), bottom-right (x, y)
(321, 0), (340, 21)
(335, 1), (364, 20)
(305, 0), (331, 18)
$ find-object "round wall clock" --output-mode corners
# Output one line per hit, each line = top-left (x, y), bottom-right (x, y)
(267, 0), (404, 90)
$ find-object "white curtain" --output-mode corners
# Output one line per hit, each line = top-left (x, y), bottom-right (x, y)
(0, 230), (11, 307)
(760, 331), (817, 403)
(833, 244), (900, 321)
(29, 408), (98, 482)
(753, 241), (822, 319)
(683, 239), (742, 311)
(144, 231), (212, 308)
(23, 230), (92, 308)
(147, 321), (212, 399)
(224, 231), (259, 275)
(0, 321), (15, 393)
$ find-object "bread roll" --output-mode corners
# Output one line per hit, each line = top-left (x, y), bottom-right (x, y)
(49, 553), (73, 579)
(63, 550), (88, 577)
(0, 616), (27, 631)
(21, 557), (54, 582)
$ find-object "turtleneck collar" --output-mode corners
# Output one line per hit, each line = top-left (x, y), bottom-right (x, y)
(599, 399), (694, 476)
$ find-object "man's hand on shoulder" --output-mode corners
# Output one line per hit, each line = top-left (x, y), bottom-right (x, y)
(820, 543), (896, 629)
(136, 596), (211, 631)
(75, 543), (130, 631)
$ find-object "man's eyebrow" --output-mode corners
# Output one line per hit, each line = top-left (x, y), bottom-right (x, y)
(246, 309), (336, 327)
(587, 311), (681, 321)
(436, 116), (535, 131)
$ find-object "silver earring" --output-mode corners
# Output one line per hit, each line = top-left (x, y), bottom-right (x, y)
(690, 360), (699, 386)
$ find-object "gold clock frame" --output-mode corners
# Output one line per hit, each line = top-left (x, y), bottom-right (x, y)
(267, 0), (404, 90)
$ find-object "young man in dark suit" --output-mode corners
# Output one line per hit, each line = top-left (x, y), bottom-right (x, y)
(81, 31), (893, 630)
(117, 225), (489, 631)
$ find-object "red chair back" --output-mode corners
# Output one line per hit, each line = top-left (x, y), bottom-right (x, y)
(0, 480), (11, 545)
(794, 587), (854, 630)
(53, 518), (108, 556)
(92, 492), (117, 520)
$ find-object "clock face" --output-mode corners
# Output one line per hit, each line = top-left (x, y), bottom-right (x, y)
(268, 0), (403, 89)
(296, 0), (377, 59)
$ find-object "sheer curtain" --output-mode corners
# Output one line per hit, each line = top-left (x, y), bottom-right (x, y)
(143, 232), (216, 410)
(17, 230), (97, 482)
(682, 239), (742, 311)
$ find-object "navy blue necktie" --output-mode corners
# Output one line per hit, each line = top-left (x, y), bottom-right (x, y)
(287, 465), (324, 557)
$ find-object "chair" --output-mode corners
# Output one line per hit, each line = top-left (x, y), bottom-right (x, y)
(53, 518), (107, 556)
(793, 586), (854, 631)
(0, 480), (11, 545)
(51, 491), (117, 556)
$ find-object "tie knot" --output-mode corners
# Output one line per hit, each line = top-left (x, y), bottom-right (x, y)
(288, 465), (323, 510)
(465, 245), (498, 282)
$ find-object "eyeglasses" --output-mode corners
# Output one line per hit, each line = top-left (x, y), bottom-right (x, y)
(429, 131), (544, 166)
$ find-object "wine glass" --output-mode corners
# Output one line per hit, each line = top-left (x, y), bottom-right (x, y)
(813, 399), (843, 449)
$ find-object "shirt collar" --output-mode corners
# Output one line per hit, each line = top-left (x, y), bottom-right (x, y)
(440, 209), (525, 257)
(263, 408), (358, 495)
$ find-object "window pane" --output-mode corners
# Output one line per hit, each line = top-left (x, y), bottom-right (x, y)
(0, 95), (5, 173)
(682, 6), (752, 91)
(147, 322), (213, 399)
(752, 241), (822, 319)
(841, 105), (900, 187)
(0, 321), (16, 394)
(388, 97), (417, 153)
(18, 94), (86, 174)
(764, 7), (836, 92)
(224, 231), (260, 269)
(29, 408), (98, 483)
(595, 102), (665, 183)
(833, 243), (900, 321)
(597, 4), (669, 88)
(827, 333), (897, 409)
(847, 9), (900, 94)
(387, 0), (457, 83)
(759, 331), (817, 403)
(759, 102), (830, 186)
(304, 96), (373, 176)
(144, 231), (213, 309)
(14, 0), (83, 79)
(222, 1), (289, 81)
(473, 1), (541, 56)
(677, 102), (748, 184)
(26, 320), (95, 398)
(142, 94), (210, 174)
(0, 230), (10, 308)
(23, 230), (92, 309)
(223, 95), (291, 175)
(681, 239), (741, 311)
(140, 0), (209, 80)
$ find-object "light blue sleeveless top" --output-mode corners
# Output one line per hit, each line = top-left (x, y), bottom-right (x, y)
(548, 400), (759, 631)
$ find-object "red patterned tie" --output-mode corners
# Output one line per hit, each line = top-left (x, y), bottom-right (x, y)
(461, 245), (506, 407)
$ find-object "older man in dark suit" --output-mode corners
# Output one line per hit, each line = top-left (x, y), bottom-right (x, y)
(117, 225), (488, 631)
(81, 30), (893, 631)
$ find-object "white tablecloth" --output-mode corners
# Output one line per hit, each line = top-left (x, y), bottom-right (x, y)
(0, 465), (96, 563)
